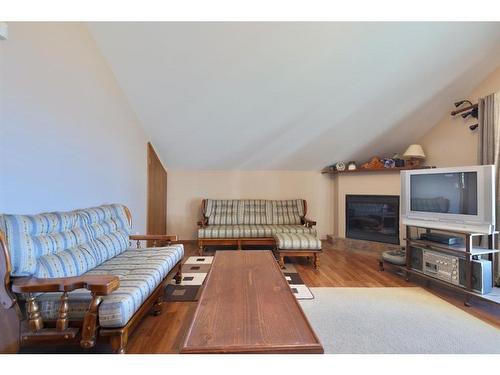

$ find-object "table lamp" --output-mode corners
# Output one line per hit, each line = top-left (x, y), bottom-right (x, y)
(403, 144), (426, 167)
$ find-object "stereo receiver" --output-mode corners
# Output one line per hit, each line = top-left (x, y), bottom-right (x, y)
(409, 247), (492, 294)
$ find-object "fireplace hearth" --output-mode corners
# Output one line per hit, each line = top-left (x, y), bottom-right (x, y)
(346, 195), (400, 245)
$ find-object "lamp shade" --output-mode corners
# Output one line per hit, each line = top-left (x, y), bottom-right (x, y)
(403, 144), (426, 159)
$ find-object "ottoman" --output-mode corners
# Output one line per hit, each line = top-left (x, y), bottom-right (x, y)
(274, 233), (322, 269)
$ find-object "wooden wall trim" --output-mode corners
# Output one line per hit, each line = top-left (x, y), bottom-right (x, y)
(147, 142), (168, 238)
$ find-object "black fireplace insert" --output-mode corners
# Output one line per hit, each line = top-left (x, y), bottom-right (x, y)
(346, 195), (400, 245)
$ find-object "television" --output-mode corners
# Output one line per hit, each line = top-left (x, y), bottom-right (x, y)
(401, 165), (496, 234)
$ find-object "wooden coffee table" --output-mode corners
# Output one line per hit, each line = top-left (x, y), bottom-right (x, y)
(180, 250), (323, 354)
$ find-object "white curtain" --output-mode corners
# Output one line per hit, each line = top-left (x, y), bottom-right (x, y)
(478, 91), (500, 285)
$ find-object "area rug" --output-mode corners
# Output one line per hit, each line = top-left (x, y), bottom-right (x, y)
(164, 256), (214, 302)
(165, 255), (313, 301)
(299, 287), (500, 354)
(282, 263), (314, 300)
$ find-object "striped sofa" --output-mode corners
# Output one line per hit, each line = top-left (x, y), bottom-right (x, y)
(197, 199), (317, 254)
(0, 204), (183, 354)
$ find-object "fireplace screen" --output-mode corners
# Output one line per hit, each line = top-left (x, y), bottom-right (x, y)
(346, 195), (400, 245)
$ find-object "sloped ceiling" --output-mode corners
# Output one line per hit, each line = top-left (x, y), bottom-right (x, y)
(87, 22), (500, 170)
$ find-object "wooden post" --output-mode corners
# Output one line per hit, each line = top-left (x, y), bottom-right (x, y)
(26, 293), (43, 332)
(279, 256), (285, 269)
(198, 241), (204, 256)
(56, 292), (69, 331)
(110, 331), (128, 354)
(313, 253), (319, 269)
(80, 293), (103, 348)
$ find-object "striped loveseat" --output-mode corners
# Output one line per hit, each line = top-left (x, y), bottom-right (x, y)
(197, 199), (317, 254)
(0, 204), (183, 354)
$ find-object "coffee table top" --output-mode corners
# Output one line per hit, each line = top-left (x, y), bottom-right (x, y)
(180, 250), (323, 354)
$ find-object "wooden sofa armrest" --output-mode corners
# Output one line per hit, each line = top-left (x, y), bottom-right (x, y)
(12, 275), (120, 346)
(12, 275), (120, 295)
(197, 218), (208, 228)
(302, 218), (317, 228)
(129, 234), (178, 248)
(129, 234), (177, 242)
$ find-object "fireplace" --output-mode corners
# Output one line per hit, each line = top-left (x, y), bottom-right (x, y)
(346, 195), (400, 245)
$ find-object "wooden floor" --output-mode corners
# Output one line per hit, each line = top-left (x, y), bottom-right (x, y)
(124, 241), (500, 354)
(22, 241), (500, 354)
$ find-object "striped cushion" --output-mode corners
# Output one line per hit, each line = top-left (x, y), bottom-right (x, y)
(35, 243), (99, 278)
(205, 200), (242, 225)
(198, 224), (316, 239)
(31, 244), (184, 328)
(0, 204), (131, 277)
(203, 199), (306, 226)
(268, 200), (304, 225)
(242, 200), (268, 224)
(274, 233), (322, 250)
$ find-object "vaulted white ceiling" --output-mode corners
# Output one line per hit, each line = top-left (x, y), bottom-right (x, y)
(87, 22), (500, 170)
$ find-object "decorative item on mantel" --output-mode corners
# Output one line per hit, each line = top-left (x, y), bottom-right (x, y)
(335, 161), (346, 171)
(360, 156), (385, 170)
(347, 161), (357, 171)
(402, 144), (426, 167)
(392, 153), (405, 167)
(382, 158), (395, 168)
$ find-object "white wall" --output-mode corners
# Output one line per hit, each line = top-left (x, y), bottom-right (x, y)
(0, 23), (149, 232)
(167, 170), (333, 240)
(420, 65), (500, 167)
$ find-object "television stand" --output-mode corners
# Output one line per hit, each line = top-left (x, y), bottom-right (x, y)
(404, 225), (499, 307)
(379, 225), (500, 306)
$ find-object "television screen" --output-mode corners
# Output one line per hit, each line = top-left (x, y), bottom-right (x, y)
(410, 172), (478, 215)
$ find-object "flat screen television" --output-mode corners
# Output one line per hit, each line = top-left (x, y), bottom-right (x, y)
(401, 165), (496, 234)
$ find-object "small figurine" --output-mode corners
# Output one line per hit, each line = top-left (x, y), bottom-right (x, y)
(347, 161), (357, 171)
(335, 161), (346, 171)
(383, 158), (395, 168)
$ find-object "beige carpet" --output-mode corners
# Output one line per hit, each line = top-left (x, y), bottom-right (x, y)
(299, 287), (500, 354)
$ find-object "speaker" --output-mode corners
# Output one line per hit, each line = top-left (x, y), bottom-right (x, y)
(409, 246), (423, 271)
(458, 258), (492, 294)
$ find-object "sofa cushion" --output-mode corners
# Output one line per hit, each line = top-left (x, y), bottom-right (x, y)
(241, 200), (268, 224)
(77, 204), (131, 263)
(268, 200), (304, 225)
(198, 224), (317, 239)
(205, 200), (243, 225)
(0, 211), (84, 276)
(274, 233), (322, 250)
(203, 199), (306, 226)
(0, 204), (131, 277)
(35, 243), (99, 278)
(31, 244), (184, 328)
